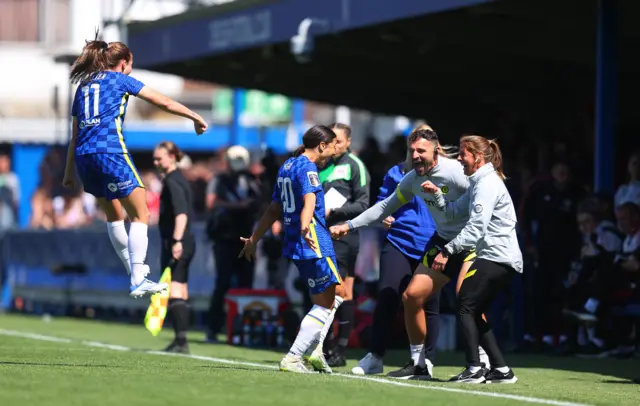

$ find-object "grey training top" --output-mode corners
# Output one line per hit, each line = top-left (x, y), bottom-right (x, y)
(350, 156), (469, 240)
(434, 163), (524, 273)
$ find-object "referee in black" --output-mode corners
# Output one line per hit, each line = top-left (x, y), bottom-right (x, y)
(319, 123), (370, 367)
(153, 141), (196, 354)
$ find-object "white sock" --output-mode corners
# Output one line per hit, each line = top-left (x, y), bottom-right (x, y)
(410, 344), (425, 367)
(107, 221), (131, 275)
(288, 305), (331, 357)
(479, 345), (490, 367)
(469, 365), (481, 373)
(308, 296), (344, 355)
(496, 366), (510, 373)
(128, 221), (148, 286)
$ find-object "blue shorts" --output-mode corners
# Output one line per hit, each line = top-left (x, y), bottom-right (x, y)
(75, 153), (144, 200)
(293, 255), (342, 295)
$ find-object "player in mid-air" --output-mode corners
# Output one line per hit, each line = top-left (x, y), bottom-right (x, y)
(331, 128), (489, 380)
(239, 125), (345, 373)
(62, 31), (208, 298)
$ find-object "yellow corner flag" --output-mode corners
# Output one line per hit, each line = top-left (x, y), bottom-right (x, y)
(144, 266), (172, 336)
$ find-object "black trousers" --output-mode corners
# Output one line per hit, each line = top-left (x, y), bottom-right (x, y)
(458, 258), (515, 368)
(370, 240), (441, 361)
(207, 239), (254, 335)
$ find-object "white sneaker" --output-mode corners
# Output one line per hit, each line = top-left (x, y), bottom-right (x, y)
(307, 347), (332, 374)
(425, 358), (434, 377)
(352, 352), (383, 375)
(129, 279), (168, 298)
(280, 355), (313, 373)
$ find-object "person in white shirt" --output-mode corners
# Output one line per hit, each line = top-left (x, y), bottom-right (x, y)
(614, 151), (640, 208)
(422, 135), (520, 384)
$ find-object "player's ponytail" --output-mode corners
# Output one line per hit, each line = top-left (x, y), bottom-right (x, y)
(70, 29), (133, 84)
(70, 29), (108, 84)
(294, 145), (306, 157)
(294, 125), (337, 157)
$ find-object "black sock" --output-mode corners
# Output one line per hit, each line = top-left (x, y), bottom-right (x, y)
(337, 300), (355, 354)
(168, 298), (190, 346)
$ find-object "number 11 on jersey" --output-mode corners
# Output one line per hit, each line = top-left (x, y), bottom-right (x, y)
(82, 83), (100, 118)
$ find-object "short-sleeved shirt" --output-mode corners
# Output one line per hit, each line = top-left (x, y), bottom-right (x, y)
(71, 71), (145, 155)
(273, 155), (335, 260)
(159, 169), (194, 242)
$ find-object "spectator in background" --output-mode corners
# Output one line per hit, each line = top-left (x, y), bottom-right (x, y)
(522, 160), (586, 350)
(204, 145), (261, 343)
(141, 171), (162, 226)
(558, 198), (622, 355)
(0, 152), (19, 231)
(30, 163), (56, 230)
(614, 151), (640, 208)
(51, 186), (95, 229)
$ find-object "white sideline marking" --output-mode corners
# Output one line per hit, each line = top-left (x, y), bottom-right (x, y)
(0, 329), (590, 406)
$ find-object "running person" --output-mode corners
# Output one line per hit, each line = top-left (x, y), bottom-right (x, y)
(319, 123), (370, 367)
(352, 156), (440, 376)
(331, 128), (488, 380)
(239, 125), (345, 374)
(153, 141), (196, 354)
(62, 32), (207, 298)
(423, 134), (521, 384)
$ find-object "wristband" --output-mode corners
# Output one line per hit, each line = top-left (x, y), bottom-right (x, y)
(172, 238), (183, 244)
(347, 221), (354, 231)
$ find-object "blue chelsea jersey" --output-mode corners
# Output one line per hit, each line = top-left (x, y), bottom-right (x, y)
(71, 71), (145, 155)
(273, 155), (335, 260)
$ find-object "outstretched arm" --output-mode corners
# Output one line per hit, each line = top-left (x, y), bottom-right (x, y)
(250, 202), (282, 244)
(349, 171), (416, 230)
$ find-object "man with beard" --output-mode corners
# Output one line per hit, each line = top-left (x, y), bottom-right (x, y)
(331, 129), (488, 380)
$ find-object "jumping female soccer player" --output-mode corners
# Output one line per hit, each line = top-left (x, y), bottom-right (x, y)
(423, 134), (521, 384)
(239, 125), (345, 374)
(62, 32), (208, 298)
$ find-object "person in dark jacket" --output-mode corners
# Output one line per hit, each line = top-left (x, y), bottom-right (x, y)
(317, 123), (371, 366)
(522, 161), (587, 350)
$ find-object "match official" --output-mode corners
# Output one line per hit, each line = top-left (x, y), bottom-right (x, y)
(153, 141), (196, 354)
(319, 123), (370, 366)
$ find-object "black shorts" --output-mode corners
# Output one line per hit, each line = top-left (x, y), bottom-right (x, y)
(161, 238), (196, 284)
(333, 232), (358, 279)
(415, 233), (476, 280)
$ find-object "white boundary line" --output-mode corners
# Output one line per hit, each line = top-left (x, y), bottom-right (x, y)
(0, 329), (591, 406)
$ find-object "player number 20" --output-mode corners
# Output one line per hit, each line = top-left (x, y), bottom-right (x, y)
(82, 83), (100, 118)
(277, 177), (295, 213)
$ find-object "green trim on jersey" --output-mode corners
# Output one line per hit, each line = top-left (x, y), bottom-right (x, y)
(319, 163), (351, 183)
(348, 153), (368, 187)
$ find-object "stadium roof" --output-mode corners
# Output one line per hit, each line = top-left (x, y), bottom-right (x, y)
(126, 0), (640, 128)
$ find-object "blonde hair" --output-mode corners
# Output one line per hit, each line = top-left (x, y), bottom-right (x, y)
(459, 134), (506, 180)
